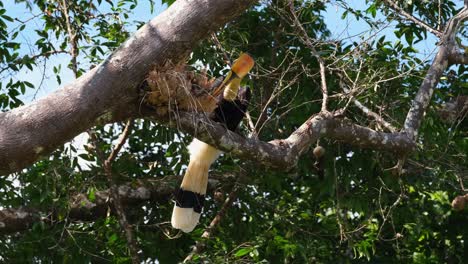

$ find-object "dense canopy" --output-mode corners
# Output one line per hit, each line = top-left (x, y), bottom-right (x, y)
(0, 0), (467, 263)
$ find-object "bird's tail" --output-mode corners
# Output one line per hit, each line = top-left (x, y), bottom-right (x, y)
(171, 139), (221, 233)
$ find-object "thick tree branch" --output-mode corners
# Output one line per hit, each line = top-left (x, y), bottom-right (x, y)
(448, 49), (468, 65)
(155, 111), (415, 170)
(0, 208), (41, 234)
(2, 0), (448, 177)
(403, 5), (468, 139)
(0, 176), (227, 234)
(0, 0), (258, 175)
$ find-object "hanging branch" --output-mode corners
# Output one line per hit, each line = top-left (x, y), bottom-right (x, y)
(60, 0), (79, 76)
(102, 120), (140, 264)
(184, 185), (239, 262)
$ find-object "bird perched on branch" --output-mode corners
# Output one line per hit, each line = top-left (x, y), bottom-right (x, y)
(171, 53), (255, 233)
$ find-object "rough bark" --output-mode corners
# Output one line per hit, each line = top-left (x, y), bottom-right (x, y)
(155, 111), (416, 170)
(448, 48), (468, 65)
(0, 208), (41, 234)
(0, 0), (257, 175)
(438, 95), (468, 123)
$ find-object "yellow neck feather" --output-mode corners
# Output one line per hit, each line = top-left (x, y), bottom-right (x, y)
(223, 78), (241, 101)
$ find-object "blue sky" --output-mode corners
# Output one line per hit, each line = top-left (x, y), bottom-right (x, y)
(323, 1), (440, 54)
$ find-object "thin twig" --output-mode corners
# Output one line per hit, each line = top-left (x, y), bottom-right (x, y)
(253, 53), (303, 135)
(0, 50), (69, 76)
(338, 77), (397, 132)
(438, 0), (442, 31)
(377, 189), (403, 239)
(333, 155), (347, 242)
(381, 0), (442, 37)
(456, 173), (466, 192)
(288, 1), (328, 112)
(184, 185), (239, 262)
(105, 121), (133, 164)
(61, 0), (79, 77)
(103, 120), (140, 264)
(211, 33), (231, 66)
(353, 98), (397, 132)
(245, 111), (258, 138)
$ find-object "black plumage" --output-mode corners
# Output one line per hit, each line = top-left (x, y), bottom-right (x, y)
(173, 88), (251, 218)
(210, 87), (251, 131)
(174, 188), (205, 213)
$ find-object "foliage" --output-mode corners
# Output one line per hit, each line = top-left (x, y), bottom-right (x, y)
(0, 0), (466, 263)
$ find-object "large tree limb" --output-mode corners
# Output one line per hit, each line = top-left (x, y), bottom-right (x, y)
(0, 176), (228, 234)
(0, 116), (417, 236)
(403, 4), (468, 139)
(0, 0), (257, 175)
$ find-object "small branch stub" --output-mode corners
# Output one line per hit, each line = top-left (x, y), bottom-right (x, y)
(451, 194), (468, 211)
(313, 145), (326, 180)
(313, 145), (326, 159)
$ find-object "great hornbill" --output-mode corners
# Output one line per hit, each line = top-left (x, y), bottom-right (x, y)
(171, 53), (254, 233)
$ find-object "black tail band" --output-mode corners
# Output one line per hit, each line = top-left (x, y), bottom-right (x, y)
(174, 188), (205, 213)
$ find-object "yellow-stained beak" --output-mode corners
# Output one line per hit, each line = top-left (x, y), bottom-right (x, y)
(231, 53), (255, 78)
(212, 53), (255, 98)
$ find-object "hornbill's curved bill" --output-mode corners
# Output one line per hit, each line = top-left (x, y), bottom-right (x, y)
(171, 53), (254, 233)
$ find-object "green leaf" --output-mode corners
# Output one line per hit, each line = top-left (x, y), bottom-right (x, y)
(88, 187), (96, 202)
(234, 248), (253, 258)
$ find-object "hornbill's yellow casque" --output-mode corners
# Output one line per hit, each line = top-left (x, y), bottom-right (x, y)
(171, 53), (255, 233)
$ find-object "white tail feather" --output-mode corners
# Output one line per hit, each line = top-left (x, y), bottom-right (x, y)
(171, 206), (201, 233)
(187, 139), (221, 165)
(171, 139), (222, 232)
